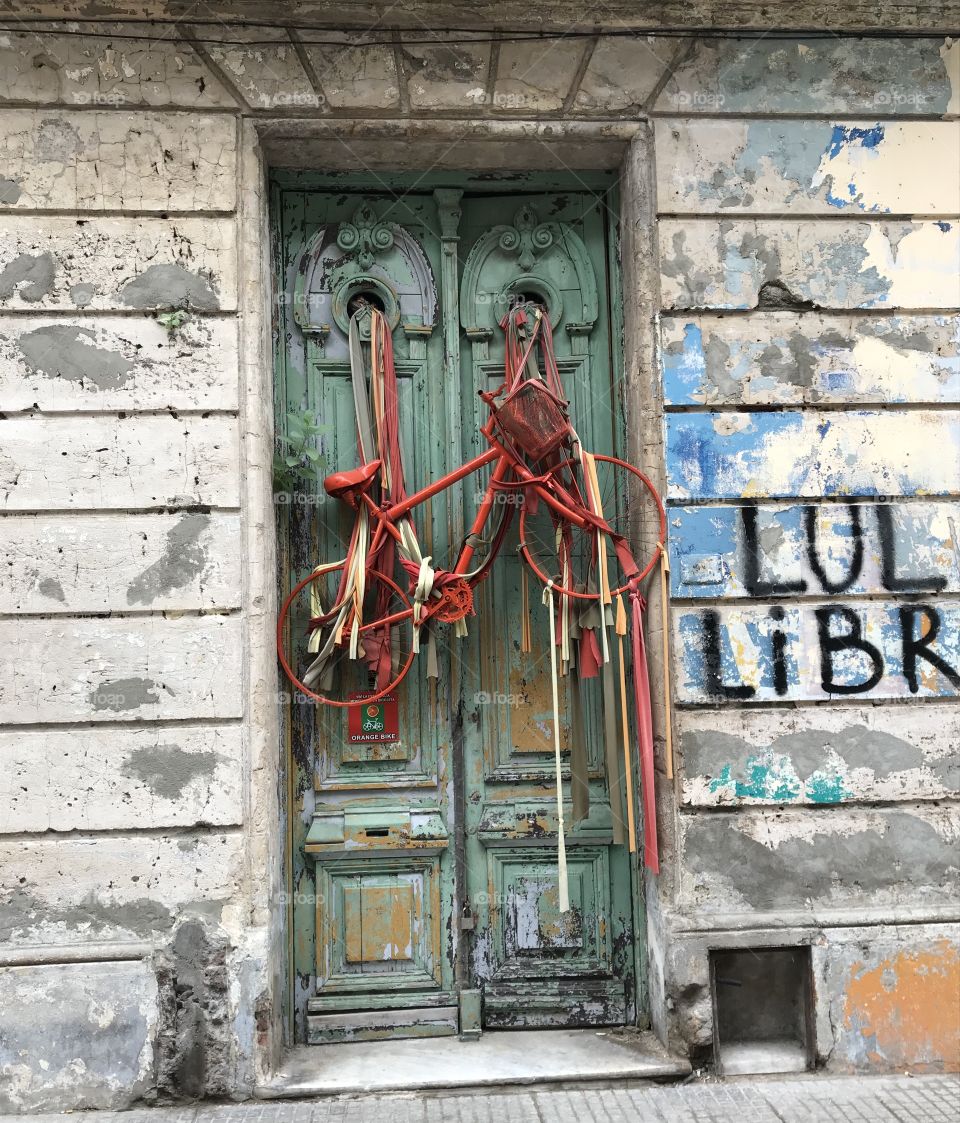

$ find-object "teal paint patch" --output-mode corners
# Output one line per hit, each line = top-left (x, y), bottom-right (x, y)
(806, 771), (848, 803)
(708, 753), (802, 801)
(708, 764), (733, 794)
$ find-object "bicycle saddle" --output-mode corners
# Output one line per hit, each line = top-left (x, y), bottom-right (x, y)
(324, 459), (381, 506)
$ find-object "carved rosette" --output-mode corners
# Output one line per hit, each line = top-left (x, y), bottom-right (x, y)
(336, 204), (396, 271)
(498, 206), (556, 271)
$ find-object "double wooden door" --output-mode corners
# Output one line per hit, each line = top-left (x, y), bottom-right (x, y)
(275, 175), (642, 1042)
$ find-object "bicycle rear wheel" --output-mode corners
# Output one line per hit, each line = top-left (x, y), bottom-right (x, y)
(518, 453), (665, 600)
(277, 562), (416, 707)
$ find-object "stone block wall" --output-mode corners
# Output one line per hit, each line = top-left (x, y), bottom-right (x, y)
(0, 9), (956, 1109)
(651, 38), (960, 1073)
(0, 29), (275, 1112)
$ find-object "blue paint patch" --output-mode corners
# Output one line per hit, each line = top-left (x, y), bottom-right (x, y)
(669, 507), (738, 597)
(669, 505), (812, 599)
(936, 221), (952, 232)
(668, 418), (729, 498)
(826, 370), (854, 392)
(662, 323), (706, 405)
(666, 410), (958, 501)
(824, 124), (885, 160)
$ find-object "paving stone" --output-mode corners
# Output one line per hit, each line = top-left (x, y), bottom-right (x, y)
(15, 1075), (960, 1123)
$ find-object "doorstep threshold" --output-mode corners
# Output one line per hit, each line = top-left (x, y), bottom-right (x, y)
(256, 1028), (691, 1099)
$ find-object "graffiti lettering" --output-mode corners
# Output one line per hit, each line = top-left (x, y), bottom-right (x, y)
(702, 609), (756, 700)
(815, 606), (885, 695)
(675, 502), (958, 702)
(740, 503), (946, 598)
(741, 505), (807, 596)
(805, 504), (864, 594)
(770, 605), (790, 697)
(687, 601), (959, 702)
(899, 604), (960, 694)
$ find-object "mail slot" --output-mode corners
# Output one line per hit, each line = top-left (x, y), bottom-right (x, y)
(476, 800), (615, 847)
(305, 804), (449, 858)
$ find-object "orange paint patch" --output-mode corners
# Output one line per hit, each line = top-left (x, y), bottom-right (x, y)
(843, 940), (960, 1072)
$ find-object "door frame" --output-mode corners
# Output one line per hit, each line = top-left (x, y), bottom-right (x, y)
(269, 164), (654, 1043)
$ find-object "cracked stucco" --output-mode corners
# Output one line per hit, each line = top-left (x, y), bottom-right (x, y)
(0, 217), (236, 311)
(0, 111), (236, 212)
(0, 725), (242, 832)
(0, 315), (240, 411)
(1, 512), (241, 614)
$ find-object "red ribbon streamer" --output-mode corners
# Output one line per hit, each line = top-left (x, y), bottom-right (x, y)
(629, 585), (659, 873)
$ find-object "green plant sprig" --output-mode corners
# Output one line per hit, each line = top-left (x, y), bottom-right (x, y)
(273, 409), (329, 493)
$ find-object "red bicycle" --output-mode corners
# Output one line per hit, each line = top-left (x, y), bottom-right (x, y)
(278, 302), (667, 872)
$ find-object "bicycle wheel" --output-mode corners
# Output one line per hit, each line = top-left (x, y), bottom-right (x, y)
(518, 453), (666, 600)
(277, 561), (416, 707)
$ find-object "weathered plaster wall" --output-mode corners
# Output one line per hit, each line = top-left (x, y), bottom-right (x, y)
(0, 11), (956, 1109)
(0, 27), (278, 1115)
(654, 39), (960, 1073)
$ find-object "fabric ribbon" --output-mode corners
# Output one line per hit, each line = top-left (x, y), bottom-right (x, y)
(543, 580), (570, 913)
(628, 583), (659, 873)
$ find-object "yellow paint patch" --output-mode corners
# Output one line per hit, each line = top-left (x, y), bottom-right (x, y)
(843, 940), (960, 1072)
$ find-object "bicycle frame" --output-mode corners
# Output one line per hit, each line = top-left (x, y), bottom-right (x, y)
(277, 302), (668, 871)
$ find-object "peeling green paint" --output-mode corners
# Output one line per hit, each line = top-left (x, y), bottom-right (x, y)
(707, 750), (851, 803)
(806, 771), (848, 804)
(707, 753), (801, 801)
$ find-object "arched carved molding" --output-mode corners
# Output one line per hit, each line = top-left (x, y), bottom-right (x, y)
(294, 204), (438, 360)
(459, 205), (599, 350)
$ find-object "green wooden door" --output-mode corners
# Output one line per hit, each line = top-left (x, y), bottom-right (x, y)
(456, 190), (641, 1028)
(275, 176), (641, 1042)
(275, 186), (461, 1044)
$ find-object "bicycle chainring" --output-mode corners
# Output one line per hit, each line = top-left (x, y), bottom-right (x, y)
(433, 577), (474, 623)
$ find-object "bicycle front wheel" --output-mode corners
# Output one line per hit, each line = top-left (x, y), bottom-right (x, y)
(518, 453), (666, 600)
(277, 562), (416, 707)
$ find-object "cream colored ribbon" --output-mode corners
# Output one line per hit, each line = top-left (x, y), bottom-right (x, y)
(543, 579), (570, 913)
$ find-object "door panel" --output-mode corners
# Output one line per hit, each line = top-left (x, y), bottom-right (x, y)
(457, 190), (638, 1027)
(277, 187), (459, 1043)
(277, 177), (641, 1041)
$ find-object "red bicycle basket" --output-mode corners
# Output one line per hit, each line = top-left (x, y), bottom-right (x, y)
(495, 380), (571, 462)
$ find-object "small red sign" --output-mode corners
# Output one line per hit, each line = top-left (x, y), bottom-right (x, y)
(347, 692), (400, 743)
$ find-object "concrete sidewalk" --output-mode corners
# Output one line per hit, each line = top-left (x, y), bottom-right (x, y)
(18, 1074), (960, 1123)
